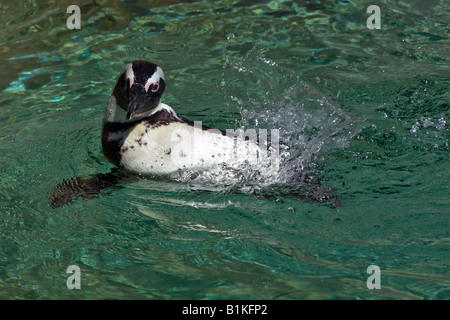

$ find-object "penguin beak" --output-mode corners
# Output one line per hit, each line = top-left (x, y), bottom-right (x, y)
(126, 98), (144, 120)
(126, 102), (139, 120)
(126, 84), (158, 120)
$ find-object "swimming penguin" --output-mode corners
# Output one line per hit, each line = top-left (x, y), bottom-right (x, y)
(101, 60), (277, 177)
(47, 60), (339, 208)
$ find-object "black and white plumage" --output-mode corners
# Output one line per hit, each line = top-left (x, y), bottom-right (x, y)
(47, 60), (339, 208)
(101, 60), (276, 177)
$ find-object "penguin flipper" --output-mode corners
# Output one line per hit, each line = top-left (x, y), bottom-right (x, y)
(252, 173), (341, 207)
(47, 168), (127, 208)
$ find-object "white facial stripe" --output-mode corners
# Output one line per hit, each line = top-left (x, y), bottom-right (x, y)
(157, 66), (165, 81)
(125, 63), (135, 87)
(145, 81), (158, 92)
(145, 66), (164, 92)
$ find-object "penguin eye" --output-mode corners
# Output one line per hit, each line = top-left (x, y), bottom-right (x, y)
(145, 82), (159, 93)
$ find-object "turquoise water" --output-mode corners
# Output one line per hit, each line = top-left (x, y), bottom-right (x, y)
(0, 0), (449, 299)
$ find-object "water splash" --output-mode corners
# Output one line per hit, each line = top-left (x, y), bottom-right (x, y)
(170, 37), (364, 202)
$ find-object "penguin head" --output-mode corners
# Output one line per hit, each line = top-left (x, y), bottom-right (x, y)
(106, 60), (166, 122)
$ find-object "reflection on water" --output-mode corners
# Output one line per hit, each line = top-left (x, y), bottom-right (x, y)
(0, 0), (449, 299)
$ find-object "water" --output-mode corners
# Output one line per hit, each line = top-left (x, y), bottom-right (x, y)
(0, 0), (449, 299)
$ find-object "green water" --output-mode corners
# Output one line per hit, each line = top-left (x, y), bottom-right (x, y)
(0, 0), (449, 299)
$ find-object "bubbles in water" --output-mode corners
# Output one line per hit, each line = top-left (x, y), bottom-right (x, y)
(410, 116), (447, 133)
(222, 39), (363, 169)
(174, 36), (364, 202)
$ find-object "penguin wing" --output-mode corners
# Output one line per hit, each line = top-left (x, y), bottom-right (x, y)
(47, 169), (129, 208)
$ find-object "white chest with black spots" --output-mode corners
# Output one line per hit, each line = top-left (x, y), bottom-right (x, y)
(118, 121), (268, 175)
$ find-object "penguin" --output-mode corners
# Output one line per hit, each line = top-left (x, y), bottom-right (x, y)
(101, 60), (276, 177)
(47, 60), (339, 208)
